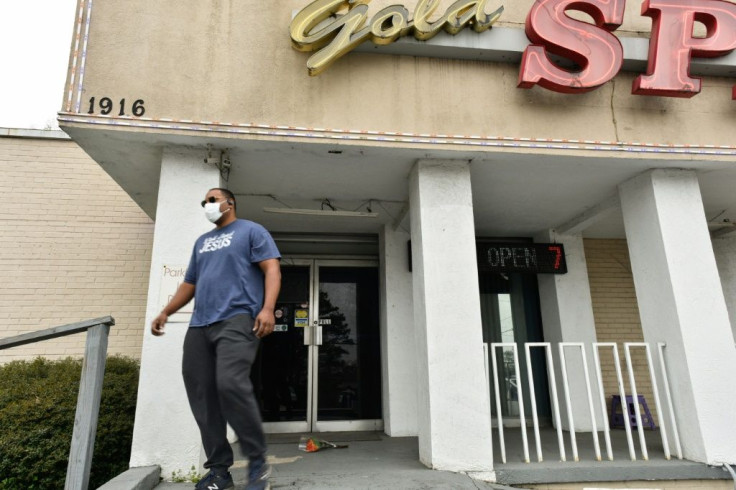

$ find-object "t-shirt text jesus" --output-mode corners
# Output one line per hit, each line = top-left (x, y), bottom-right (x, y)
(198, 232), (234, 253)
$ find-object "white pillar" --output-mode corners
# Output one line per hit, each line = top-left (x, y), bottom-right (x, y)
(379, 225), (418, 436)
(712, 234), (736, 342)
(130, 147), (223, 475)
(619, 169), (736, 464)
(534, 231), (601, 431)
(409, 160), (493, 473)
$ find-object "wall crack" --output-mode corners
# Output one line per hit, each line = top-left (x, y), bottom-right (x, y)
(610, 79), (621, 143)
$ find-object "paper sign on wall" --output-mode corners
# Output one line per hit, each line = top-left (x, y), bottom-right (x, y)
(159, 265), (194, 324)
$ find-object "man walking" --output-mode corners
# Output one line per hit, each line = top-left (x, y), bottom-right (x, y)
(151, 187), (281, 490)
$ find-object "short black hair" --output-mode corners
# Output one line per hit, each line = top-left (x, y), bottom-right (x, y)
(210, 188), (236, 209)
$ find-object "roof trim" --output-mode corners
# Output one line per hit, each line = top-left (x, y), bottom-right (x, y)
(0, 127), (71, 140)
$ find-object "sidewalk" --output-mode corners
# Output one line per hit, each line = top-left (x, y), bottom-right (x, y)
(155, 433), (508, 489)
(149, 429), (733, 489)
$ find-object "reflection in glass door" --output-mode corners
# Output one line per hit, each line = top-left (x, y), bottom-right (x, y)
(479, 271), (550, 425)
(253, 259), (382, 433)
(314, 264), (381, 431)
(253, 264), (311, 433)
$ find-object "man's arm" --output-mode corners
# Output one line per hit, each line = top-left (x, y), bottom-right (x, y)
(253, 258), (281, 338)
(151, 281), (196, 336)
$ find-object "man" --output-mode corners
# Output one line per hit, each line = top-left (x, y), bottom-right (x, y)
(151, 187), (281, 490)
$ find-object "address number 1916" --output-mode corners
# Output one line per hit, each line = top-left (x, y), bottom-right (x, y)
(87, 97), (145, 117)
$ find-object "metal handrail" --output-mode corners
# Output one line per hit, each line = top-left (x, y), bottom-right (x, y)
(0, 316), (116, 490)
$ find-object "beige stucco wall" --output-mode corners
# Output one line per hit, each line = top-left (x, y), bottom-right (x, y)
(0, 132), (153, 362)
(63, 0), (736, 147)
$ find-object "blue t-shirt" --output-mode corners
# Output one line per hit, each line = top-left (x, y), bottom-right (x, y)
(184, 219), (280, 326)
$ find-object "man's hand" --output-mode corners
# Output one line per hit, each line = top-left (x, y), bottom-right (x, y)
(151, 312), (169, 336)
(253, 308), (275, 339)
(150, 282), (195, 337)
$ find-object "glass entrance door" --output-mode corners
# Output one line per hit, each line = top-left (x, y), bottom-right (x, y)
(254, 259), (382, 433)
(479, 271), (551, 425)
(313, 262), (382, 431)
(253, 262), (311, 433)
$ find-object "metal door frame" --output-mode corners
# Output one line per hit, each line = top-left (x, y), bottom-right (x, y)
(263, 257), (383, 434)
(311, 259), (382, 433)
(262, 258), (313, 435)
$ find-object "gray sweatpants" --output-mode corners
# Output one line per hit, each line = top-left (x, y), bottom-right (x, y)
(182, 313), (267, 471)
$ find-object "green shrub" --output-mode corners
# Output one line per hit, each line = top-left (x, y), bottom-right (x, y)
(0, 356), (139, 489)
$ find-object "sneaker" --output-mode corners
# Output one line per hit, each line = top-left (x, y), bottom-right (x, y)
(245, 459), (271, 490)
(195, 469), (233, 490)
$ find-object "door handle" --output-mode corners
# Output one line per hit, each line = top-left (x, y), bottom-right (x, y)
(304, 321), (320, 346)
(310, 320), (323, 346)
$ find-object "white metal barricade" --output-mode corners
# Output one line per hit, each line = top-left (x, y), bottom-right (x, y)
(524, 342), (565, 462)
(593, 343), (634, 460)
(558, 342), (600, 461)
(490, 342), (529, 463)
(624, 342), (669, 460)
(486, 341), (682, 465)
(657, 342), (683, 459)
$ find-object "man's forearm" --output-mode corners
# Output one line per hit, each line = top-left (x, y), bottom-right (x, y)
(262, 266), (281, 311)
(163, 282), (196, 315)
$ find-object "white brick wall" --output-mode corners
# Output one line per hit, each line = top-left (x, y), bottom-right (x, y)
(0, 132), (153, 362)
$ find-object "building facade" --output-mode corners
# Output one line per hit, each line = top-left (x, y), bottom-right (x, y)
(56, 0), (736, 485)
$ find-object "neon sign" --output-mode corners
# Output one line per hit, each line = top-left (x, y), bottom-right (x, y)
(633, 0), (736, 97)
(290, 0), (736, 99)
(518, 0), (626, 94)
(519, 0), (736, 98)
(290, 0), (504, 76)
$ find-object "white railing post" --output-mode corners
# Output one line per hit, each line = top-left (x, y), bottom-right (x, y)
(542, 343), (567, 462)
(557, 343), (579, 462)
(559, 343), (601, 461)
(595, 343), (636, 460)
(491, 342), (530, 463)
(490, 343), (507, 464)
(483, 343), (495, 464)
(623, 343), (649, 460)
(657, 342), (683, 459)
(625, 342), (674, 460)
(512, 343), (530, 464)
(524, 343), (543, 462)
(525, 342), (566, 462)
(637, 343), (671, 459)
(592, 343), (614, 461)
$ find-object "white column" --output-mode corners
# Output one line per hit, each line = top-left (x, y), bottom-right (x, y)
(130, 147), (223, 475)
(534, 231), (601, 430)
(619, 169), (736, 464)
(409, 160), (493, 473)
(379, 225), (418, 436)
(712, 234), (736, 343)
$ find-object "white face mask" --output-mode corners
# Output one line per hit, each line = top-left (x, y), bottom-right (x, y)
(204, 201), (225, 223)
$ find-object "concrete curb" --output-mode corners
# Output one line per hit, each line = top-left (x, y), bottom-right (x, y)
(97, 466), (161, 490)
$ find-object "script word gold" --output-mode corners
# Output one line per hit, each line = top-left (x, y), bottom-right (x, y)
(290, 0), (504, 76)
